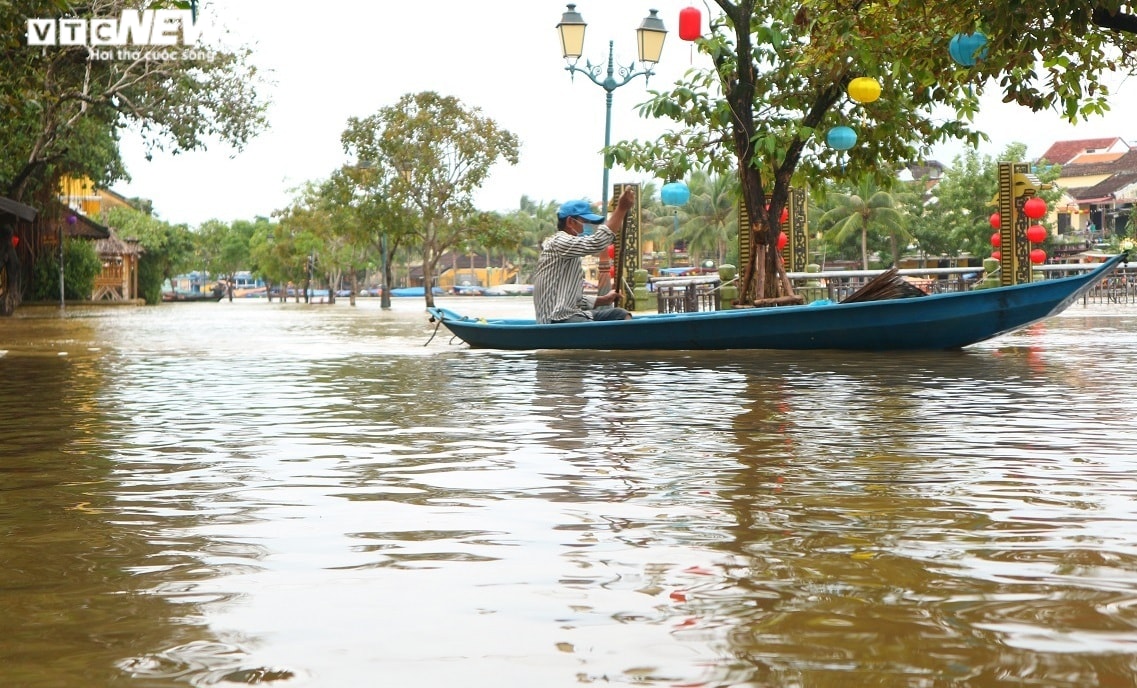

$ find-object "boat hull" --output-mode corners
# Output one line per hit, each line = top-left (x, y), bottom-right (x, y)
(162, 292), (223, 302)
(427, 254), (1126, 352)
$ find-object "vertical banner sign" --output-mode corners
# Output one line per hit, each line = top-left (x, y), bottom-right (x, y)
(997, 162), (1038, 286)
(610, 182), (641, 311)
(787, 187), (809, 273)
(997, 162), (1016, 286)
(737, 199), (751, 283)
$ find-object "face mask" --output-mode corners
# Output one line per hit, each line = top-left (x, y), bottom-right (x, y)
(580, 223), (594, 236)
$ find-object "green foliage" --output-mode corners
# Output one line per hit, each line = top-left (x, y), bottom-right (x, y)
(101, 205), (196, 303)
(136, 256), (164, 304)
(504, 196), (559, 282)
(197, 217), (258, 282)
(681, 172), (738, 267)
(607, 0), (1137, 298)
(30, 238), (101, 301)
(905, 143), (1058, 260)
(251, 214), (306, 291)
(0, 0), (268, 201)
(816, 176), (909, 269)
(341, 91), (519, 306)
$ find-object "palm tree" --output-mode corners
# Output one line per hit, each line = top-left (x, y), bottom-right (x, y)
(509, 196), (558, 282)
(817, 177), (909, 269)
(682, 171), (738, 267)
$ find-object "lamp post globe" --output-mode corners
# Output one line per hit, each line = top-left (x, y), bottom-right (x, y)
(556, 4), (586, 61)
(660, 181), (690, 206)
(636, 10), (667, 65)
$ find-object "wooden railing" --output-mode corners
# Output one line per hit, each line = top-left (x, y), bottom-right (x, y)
(650, 262), (1137, 312)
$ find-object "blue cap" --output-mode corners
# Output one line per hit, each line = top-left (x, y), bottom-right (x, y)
(556, 199), (605, 223)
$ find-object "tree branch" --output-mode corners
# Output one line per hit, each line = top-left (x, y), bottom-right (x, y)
(1092, 6), (1137, 34)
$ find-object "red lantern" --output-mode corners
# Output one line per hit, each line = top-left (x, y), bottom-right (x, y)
(607, 244), (615, 259)
(989, 212), (1001, 229)
(777, 232), (788, 250)
(1030, 248), (1047, 264)
(779, 208), (789, 225)
(10, 236), (17, 248)
(1022, 196), (1047, 220)
(990, 232), (1001, 248)
(679, 6), (701, 41)
(1026, 224), (1047, 243)
(991, 250), (1001, 261)
(609, 266), (616, 278)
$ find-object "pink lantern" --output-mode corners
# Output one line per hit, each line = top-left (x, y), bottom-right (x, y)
(989, 212), (1001, 229)
(1023, 196), (1047, 220)
(679, 6), (701, 41)
(1026, 224), (1047, 243)
(777, 232), (788, 250)
(1030, 248), (1047, 264)
(990, 232), (1001, 248)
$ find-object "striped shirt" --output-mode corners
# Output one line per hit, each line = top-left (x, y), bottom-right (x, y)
(532, 225), (615, 324)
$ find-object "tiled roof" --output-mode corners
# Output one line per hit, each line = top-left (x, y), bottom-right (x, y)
(1054, 149), (1137, 180)
(1069, 152), (1125, 165)
(1039, 137), (1126, 164)
(1073, 171), (1137, 200)
(61, 205), (110, 239)
(95, 228), (143, 256)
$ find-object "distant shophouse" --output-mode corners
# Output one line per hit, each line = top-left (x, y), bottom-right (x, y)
(1038, 138), (1137, 249)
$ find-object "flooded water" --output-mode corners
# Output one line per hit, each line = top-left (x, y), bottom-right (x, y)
(4, 297), (1137, 687)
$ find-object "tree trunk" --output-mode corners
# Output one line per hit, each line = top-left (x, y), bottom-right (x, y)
(422, 245), (436, 309)
(381, 252), (392, 310)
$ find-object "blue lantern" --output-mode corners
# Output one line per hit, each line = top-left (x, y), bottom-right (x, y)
(826, 126), (857, 151)
(660, 181), (690, 206)
(949, 32), (988, 67)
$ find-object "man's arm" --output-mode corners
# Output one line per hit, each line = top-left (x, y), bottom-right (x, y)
(604, 186), (636, 231)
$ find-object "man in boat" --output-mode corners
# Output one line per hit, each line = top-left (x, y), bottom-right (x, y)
(533, 186), (636, 324)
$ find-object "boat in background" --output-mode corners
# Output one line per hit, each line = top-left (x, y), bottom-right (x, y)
(427, 253), (1128, 351)
(162, 290), (224, 303)
(391, 286), (444, 297)
(482, 284), (533, 296)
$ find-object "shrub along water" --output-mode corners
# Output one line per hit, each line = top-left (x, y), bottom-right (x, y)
(31, 238), (101, 301)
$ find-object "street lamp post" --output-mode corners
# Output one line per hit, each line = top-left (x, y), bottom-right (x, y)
(557, 4), (667, 211)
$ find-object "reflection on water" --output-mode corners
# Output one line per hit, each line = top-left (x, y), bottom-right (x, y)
(4, 300), (1137, 686)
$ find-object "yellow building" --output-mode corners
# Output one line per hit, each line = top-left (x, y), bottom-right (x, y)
(59, 176), (135, 218)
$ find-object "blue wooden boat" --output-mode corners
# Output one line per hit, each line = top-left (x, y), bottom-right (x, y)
(426, 253), (1127, 351)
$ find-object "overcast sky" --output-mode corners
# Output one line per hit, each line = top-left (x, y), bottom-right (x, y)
(115, 1), (1137, 226)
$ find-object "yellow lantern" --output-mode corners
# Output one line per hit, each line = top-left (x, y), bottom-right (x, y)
(847, 76), (881, 104)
